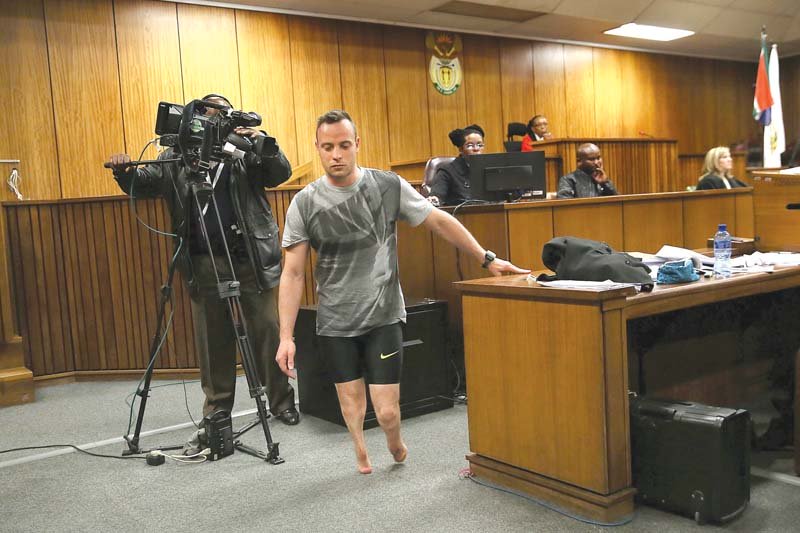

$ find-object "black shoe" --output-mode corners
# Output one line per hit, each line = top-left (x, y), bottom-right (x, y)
(276, 407), (300, 426)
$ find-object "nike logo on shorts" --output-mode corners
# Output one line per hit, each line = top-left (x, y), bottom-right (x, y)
(379, 350), (399, 360)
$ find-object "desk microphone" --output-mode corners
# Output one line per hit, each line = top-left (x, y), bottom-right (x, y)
(787, 204), (800, 210)
(638, 131), (654, 139)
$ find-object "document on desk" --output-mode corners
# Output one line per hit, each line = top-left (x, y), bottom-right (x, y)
(654, 245), (715, 266)
(535, 279), (638, 291)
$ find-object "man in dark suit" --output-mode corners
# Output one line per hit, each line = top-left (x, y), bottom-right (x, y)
(557, 143), (618, 199)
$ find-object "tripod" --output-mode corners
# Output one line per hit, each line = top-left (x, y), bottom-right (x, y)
(122, 167), (284, 464)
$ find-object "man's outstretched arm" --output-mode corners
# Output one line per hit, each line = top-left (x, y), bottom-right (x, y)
(421, 208), (530, 276)
(275, 241), (310, 378)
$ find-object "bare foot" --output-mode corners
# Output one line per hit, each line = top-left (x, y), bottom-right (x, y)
(356, 447), (372, 474)
(390, 443), (408, 463)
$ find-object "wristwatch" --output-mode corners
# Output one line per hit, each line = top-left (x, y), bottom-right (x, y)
(481, 250), (496, 268)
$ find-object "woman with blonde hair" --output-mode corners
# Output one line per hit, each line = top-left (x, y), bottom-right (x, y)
(697, 146), (748, 190)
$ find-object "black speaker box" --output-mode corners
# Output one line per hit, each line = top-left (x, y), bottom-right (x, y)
(630, 397), (750, 524)
(295, 299), (453, 428)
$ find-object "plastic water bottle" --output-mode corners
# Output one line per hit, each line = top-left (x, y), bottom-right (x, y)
(713, 223), (732, 278)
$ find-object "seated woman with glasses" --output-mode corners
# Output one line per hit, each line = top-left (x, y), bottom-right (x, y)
(428, 124), (485, 206)
(696, 146), (748, 190)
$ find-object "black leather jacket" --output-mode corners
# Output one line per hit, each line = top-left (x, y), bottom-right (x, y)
(114, 147), (291, 292)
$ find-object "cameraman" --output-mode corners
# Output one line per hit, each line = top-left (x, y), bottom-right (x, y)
(108, 94), (299, 454)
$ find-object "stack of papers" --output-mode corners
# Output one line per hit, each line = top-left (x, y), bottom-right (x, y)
(627, 246), (800, 279)
(533, 278), (638, 291)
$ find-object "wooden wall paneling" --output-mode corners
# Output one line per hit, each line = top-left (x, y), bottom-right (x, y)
(682, 194), (736, 249)
(114, 0), (184, 159)
(111, 201), (135, 369)
(0, 206), (16, 341)
(562, 44), (596, 138)
(176, 3), (241, 107)
(432, 208), (507, 329)
(52, 205), (74, 372)
(338, 22), (391, 170)
(462, 35), (504, 154)
(426, 37), (467, 157)
(288, 17), (342, 179)
(532, 43), (566, 140)
(18, 207), (52, 374)
(499, 39), (535, 136)
(506, 207), (554, 271)
(684, 57), (717, 154)
(618, 51), (652, 138)
(781, 57), (800, 150)
(91, 202), (119, 369)
(592, 48), (623, 139)
(235, 10), (299, 168)
(735, 193), (755, 237)
(678, 154), (703, 188)
(396, 223), (434, 299)
(0, 0), (60, 201)
(545, 157), (563, 193)
(116, 200), (143, 368)
(552, 203), (624, 251)
(100, 202), (123, 370)
(622, 198), (684, 253)
(669, 55), (693, 153)
(61, 204), (86, 370)
(651, 54), (681, 141)
(89, 202), (111, 369)
(6, 209), (34, 371)
(713, 60), (742, 148)
(31, 207), (58, 374)
(44, 0), (124, 198)
(44, 205), (73, 373)
(78, 203), (103, 369)
(383, 26), (431, 164)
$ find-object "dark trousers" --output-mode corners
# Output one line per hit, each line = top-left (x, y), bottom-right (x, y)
(189, 255), (294, 416)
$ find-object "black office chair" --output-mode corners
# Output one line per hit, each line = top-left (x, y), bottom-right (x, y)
(504, 122), (527, 152)
(421, 156), (455, 197)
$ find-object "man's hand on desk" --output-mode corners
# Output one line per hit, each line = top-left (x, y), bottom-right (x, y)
(486, 258), (530, 276)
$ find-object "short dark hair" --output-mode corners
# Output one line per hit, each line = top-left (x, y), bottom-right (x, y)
(316, 109), (357, 138)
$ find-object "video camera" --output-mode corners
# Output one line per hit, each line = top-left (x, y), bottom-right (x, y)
(155, 99), (278, 172)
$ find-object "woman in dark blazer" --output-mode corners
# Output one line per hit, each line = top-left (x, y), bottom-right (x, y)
(696, 146), (748, 190)
(427, 124), (485, 206)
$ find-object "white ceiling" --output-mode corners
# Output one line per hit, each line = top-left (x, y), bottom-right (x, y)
(181, 0), (800, 61)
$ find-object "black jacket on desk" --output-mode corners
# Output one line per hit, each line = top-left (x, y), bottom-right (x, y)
(113, 146), (291, 292)
(557, 169), (618, 199)
(696, 173), (748, 190)
(428, 156), (471, 205)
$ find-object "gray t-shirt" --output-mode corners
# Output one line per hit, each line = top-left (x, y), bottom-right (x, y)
(282, 168), (433, 336)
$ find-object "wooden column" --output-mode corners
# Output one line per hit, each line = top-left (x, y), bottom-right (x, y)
(0, 202), (33, 406)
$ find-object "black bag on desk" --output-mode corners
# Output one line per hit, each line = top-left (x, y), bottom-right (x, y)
(538, 236), (654, 290)
(630, 397), (751, 524)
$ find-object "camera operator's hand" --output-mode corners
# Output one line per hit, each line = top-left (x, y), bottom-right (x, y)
(108, 153), (133, 173)
(234, 127), (264, 139)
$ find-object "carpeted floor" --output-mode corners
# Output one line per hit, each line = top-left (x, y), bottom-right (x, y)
(0, 377), (797, 532)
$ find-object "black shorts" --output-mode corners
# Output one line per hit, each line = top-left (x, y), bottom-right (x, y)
(318, 322), (403, 384)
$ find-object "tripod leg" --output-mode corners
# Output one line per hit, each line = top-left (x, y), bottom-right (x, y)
(124, 250), (181, 455)
(190, 181), (284, 464)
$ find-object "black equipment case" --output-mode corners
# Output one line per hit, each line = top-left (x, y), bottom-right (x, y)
(630, 397), (751, 524)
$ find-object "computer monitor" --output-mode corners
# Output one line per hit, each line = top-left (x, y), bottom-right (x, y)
(467, 150), (546, 203)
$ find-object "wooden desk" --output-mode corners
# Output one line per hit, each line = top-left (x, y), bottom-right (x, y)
(751, 171), (800, 251)
(456, 268), (800, 522)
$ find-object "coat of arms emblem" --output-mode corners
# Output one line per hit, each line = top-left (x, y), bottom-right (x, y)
(426, 31), (462, 95)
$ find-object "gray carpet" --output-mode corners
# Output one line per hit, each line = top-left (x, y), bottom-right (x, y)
(1, 378), (798, 532)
